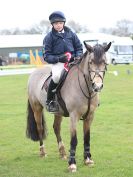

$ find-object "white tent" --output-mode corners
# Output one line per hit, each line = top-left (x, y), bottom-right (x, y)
(0, 34), (45, 48)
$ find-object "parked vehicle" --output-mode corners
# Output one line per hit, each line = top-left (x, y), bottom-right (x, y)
(0, 57), (7, 66)
(108, 38), (133, 64)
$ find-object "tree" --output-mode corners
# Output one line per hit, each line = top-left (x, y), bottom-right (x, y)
(115, 19), (133, 36)
(0, 29), (12, 35)
(99, 19), (133, 37)
(29, 20), (51, 34)
(67, 20), (90, 33)
(12, 28), (21, 35)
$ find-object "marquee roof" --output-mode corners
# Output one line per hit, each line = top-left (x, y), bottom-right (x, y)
(0, 34), (45, 48)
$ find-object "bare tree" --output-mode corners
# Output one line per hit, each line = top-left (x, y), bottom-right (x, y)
(12, 28), (21, 35)
(0, 20), (51, 35)
(67, 20), (90, 33)
(99, 19), (133, 37)
(115, 19), (133, 36)
(0, 29), (12, 35)
(30, 20), (51, 34)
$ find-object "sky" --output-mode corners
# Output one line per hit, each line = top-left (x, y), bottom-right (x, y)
(0, 0), (133, 32)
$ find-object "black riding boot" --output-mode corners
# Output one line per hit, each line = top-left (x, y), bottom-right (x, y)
(46, 79), (59, 113)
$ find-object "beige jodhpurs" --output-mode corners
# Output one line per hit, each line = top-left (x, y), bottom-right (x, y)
(51, 62), (64, 84)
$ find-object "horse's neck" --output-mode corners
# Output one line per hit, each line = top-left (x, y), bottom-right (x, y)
(65, 59), (89, 93)
(61, 59), (94, 113)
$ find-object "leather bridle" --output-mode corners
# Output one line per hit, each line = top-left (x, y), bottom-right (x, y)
(88, 62), (107, 86)
(77, 60), (107, 99)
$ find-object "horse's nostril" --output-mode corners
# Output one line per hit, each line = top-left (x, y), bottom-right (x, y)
(100, 84), (103, 89)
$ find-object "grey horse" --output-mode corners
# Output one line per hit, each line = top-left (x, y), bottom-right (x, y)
(26, 41), (111, 172)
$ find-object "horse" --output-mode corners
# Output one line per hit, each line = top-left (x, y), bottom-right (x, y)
(26, 41), (111, 172)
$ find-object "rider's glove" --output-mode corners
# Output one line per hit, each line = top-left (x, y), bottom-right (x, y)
(74, 56), (81, 60)
(58, 54), (68, 63)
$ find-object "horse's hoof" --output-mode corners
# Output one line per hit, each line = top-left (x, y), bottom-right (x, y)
(68, 164), (77, 172)
(84, 157), (94, 166)
(40, 152), (47, 158)
(61, 155), (67, 160)
(59, 143), (67, 160)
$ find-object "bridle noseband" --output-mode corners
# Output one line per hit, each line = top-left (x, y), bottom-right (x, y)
(88, 63), (107, 85)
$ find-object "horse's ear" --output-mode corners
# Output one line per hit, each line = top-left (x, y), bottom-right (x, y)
(104, 42), (112, 52)
(83, 41), (93, 53)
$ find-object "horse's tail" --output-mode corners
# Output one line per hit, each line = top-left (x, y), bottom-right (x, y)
(26, 100), (47, 141)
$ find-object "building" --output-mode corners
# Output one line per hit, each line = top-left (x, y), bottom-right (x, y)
(0, 34), (45, 63)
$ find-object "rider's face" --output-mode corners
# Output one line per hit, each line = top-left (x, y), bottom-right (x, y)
(52, 22), (64, 32)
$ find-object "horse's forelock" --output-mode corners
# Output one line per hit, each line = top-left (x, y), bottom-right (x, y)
(93, 44), (105, 64)
(82, 45), (106, 64)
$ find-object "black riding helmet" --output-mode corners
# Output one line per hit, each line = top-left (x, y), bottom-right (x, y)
(49, 11), (66, 24)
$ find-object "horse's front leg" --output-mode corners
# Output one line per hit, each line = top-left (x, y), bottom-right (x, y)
(83, 113), (94, 166)
(53, 114), (67, 159)
(68, 115), (78, 172)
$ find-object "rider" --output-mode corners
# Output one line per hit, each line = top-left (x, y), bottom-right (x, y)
(43, 11), (83, 113)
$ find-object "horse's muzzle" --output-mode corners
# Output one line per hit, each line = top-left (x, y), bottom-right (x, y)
(92, 83), (103, 92)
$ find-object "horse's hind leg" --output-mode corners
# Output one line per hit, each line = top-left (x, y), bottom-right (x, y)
(34, 108), (47, 157)
(53, 114), (67, 160)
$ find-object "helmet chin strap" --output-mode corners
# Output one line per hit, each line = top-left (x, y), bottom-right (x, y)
(59, 28), (64, 32)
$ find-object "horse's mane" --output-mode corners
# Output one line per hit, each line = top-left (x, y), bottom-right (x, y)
(79, 51), (88, 62)
(83, 51), (88, 58)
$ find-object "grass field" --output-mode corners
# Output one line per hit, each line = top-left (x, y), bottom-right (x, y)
(0, 65), (133, 177)
(0, 64), (36, 70)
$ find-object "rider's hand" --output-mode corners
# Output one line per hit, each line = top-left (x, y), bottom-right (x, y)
(74, 56), (81, 60)
(58, 54), (68, 63)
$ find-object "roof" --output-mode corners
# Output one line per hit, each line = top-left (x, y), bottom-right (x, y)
(0, 34), (45, 48)
(112, 37), (133, 45)
(77, 33), (133, 46)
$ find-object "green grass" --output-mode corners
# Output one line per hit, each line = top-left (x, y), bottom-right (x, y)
(0, 64), (36, 70)
(0, 65), (133, 177)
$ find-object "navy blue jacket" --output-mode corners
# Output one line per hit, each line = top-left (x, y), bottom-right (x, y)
(43, 26), (83, 64)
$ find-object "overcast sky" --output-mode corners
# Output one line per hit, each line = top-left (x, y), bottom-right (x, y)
(0, 0), (133, 32)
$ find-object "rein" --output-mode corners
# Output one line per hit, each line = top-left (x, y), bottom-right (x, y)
(77, 64), (96, 100)
(77, 64), (96, 120)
